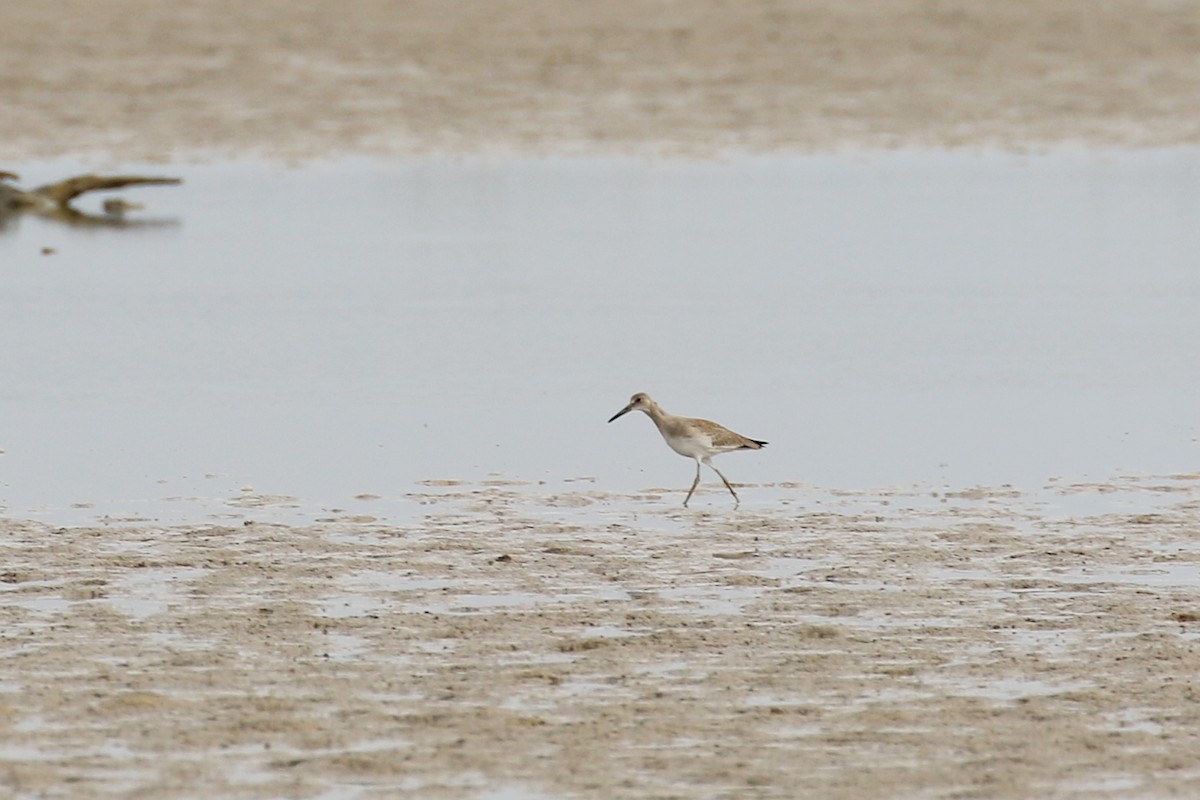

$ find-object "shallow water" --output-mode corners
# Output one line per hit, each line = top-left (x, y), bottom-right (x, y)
(2, 152), (1198, 524)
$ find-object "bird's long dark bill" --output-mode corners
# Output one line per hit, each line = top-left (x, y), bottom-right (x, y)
(608, 404), (634, 423)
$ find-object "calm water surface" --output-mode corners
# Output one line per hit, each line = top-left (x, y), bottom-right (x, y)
(1, 152), (1198, 523)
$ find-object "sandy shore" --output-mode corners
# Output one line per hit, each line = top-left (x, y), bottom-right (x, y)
(3, 478), (1200, 798)
(3, 1), (1200, 162)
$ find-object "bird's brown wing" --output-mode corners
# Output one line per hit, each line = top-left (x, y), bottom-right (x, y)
(693, 418), (766, 450)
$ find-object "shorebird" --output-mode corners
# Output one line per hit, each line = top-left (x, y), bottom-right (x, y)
(608, 392), (767, 507)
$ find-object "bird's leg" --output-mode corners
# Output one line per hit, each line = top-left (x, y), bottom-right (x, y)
(684, 460), (702, 507)
(709, 463), (740, 507)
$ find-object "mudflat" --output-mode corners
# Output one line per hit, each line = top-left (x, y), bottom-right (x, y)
(4, 479), (1200, 798)
(2, 1), (1200, 161)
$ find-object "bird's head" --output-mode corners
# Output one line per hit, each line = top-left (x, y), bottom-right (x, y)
(608, 392), (655, 423)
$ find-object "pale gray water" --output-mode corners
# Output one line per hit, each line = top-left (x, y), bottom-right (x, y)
(1, 152), (1198, 524)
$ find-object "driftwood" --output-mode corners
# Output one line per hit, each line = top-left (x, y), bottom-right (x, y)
(1, 171), (181, 227)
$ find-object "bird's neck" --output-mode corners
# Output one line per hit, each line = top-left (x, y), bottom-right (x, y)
(641, 404), (669, 429)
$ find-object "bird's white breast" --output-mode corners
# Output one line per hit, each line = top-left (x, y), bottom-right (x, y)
(661, 428), (712, 459)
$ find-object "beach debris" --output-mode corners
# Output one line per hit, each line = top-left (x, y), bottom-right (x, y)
(102, 198), (146, 218)
(1, 171), (181, 226)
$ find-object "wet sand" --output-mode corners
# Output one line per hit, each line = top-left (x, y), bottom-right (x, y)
(3, 479), (1200, 798)
(5, 2), (1200, 798)
(3, 1), (1200, 161)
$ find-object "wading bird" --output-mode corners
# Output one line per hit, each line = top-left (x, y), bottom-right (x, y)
(608, 392), (766, 507)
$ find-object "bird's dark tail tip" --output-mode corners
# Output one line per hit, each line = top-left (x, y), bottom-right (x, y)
(745, 439), (768, 449)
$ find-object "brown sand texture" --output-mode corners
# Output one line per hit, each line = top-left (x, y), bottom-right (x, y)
(4, 2), (1200, 798)
(4, 479), (1200, 798)
(3, 0), (1200, 161)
